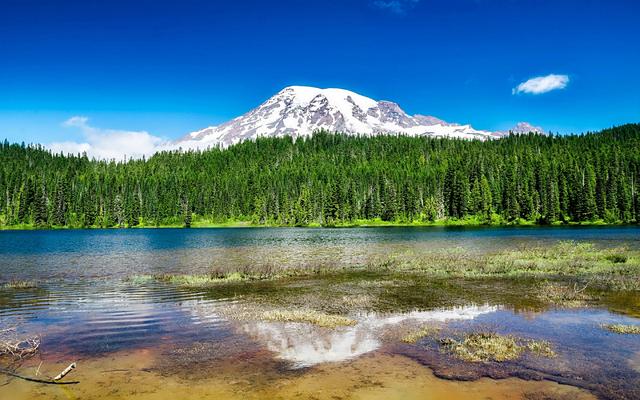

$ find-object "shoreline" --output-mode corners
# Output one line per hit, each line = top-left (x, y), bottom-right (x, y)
(1, 219), (637, 231)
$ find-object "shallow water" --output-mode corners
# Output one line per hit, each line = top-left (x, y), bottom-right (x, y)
(1, 226), (639, 399)
(2, 226), (638, 280)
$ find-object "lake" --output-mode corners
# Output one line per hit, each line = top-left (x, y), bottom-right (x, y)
(1, 226), (639, 399)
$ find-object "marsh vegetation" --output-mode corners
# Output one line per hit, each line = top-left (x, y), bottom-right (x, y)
(601, 323), (640, 334)
(125, 241), (640, 309)
(2, 280), (37, 289)
(438, 332), (556, 362)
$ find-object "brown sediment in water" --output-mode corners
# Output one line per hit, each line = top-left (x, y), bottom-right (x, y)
(0, 347), (596, 400)
(392, 340), (640, 400)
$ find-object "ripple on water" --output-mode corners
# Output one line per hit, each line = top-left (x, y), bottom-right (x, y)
(1, 281), (232, 358)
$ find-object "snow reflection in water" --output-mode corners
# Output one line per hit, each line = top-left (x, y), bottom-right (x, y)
(191, 304), (498, 367)
(244, 305), (498, 367)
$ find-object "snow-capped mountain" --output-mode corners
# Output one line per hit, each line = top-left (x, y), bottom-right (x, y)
(493, 122), (544, 137)
(176, 86), (541, 149)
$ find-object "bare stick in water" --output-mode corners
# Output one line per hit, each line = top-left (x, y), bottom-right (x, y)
(0, 369), (79, 385)
(53, 362), (76, 381)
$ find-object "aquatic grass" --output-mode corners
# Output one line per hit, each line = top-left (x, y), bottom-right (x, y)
(438, 332), (556, 363)
(605, 254), (628, 264)
(124, 242), (640, 294)
(476, 241), (638, 278)
(440, 333), (522, 362)
(401, 326), (441, 344)
(260, 309), (356, 328)
(383, 241), (640, 290)
(126, 261), (355, 287)
(525, 339), (557, 358)
(2, 280), (37, 289)
(535, 281), (597, 307)
(128, 272), (252, 287)
(601, 323), (640, 334)
(210, 301), (357, 329)
(340, 294), (375, 309)
(162, 272), (247, 286)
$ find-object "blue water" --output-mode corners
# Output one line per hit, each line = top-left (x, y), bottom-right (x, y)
(2, 225), (638, 255)
(0, 226), (638, 281)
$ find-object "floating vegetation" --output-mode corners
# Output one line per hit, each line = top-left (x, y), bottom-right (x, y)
(601, 323), (640, 334)
(260, 309), (356, 328)
(437, 332), (556, 363)
(2, 280), (37, 289)
(401, 326), (441, 344)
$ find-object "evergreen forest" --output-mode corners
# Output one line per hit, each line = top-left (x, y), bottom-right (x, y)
(1, 124), (639, 229)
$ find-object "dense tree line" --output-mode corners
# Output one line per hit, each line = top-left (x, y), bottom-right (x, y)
(1, 124), (639, 228)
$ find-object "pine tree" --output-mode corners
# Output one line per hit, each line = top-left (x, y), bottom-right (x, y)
(381, 179), (397, 222)
(113, 194), (125, 228)
(182, 199), (192, 228)
(33, 179), (48, 227)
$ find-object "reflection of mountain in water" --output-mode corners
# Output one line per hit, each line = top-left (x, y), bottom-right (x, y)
(240, 305), (499, 367)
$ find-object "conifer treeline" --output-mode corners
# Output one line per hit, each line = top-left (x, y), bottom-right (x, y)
(1, 124), (639, 228)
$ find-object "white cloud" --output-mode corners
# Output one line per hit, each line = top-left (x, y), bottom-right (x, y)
(48, 116), (168, 161)
(512, 74), (569, 95)
(62, 116), (90, 128)
(373, 0), (419, 15)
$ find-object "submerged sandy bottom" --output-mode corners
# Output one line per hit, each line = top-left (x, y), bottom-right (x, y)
(2, 348), (595, 400)
(2, 284), (639, 399)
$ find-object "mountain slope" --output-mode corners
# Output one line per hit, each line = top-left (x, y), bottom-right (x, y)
(177, 86), (536, 149)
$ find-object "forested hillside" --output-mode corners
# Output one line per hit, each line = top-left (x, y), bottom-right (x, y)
(1, 124), (639, 228)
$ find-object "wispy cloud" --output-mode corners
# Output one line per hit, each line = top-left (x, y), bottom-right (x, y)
(49, 116), (168, 161)
(512, 74), (569, 95)
(372, 0), (419, 15)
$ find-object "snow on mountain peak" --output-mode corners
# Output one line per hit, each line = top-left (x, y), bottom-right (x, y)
(177, 86), (541, 149)
(279, 86), (379, 111)
(493, 122), (545, 137)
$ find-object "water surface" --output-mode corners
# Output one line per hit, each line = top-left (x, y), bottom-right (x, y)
(1, 226), (639, 399)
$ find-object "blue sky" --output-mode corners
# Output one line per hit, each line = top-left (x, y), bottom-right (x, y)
(1, 0), (639, 146)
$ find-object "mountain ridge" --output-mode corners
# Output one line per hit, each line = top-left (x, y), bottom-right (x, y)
(176, 86), (543, 149)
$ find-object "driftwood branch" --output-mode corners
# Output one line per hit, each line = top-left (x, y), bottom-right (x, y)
(0, 330), (40, 359)
(53, 362), (76, 381)
(0, 368), (79, 385)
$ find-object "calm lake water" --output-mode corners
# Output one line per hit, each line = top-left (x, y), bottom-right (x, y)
(1, 226), (639, 279)
(1, 226), (639, 400)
